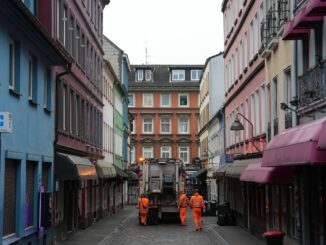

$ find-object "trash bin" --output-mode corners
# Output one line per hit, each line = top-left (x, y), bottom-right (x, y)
(217, 202), (233, 226)
(208, 201), (217, 216)
(263, 231), (285, 245)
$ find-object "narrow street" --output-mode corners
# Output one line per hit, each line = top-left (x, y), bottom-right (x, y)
(57, 206), (264, 245)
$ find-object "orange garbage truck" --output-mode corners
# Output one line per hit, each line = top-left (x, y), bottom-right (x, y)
(138, 158), (186, 224)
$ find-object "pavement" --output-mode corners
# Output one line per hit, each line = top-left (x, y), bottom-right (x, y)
(57, 206), (265, 245)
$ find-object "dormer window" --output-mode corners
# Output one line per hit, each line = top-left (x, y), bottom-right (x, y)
(145, 70), (152, 81)
(171, 70), (185, 81)
(191, 70), (202, 81)
(137, 70), (144, 81)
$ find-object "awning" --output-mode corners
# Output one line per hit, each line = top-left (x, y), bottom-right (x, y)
(282, 20), (309, 40)
(96, 160), (116, 178)
(293, 7), (323, 29)
(240, 160), (294, 184)
(127, 171), (138, 181)
(114, 165), (129, 179)
(207, 166), (219, 178)
(225, 159), (257, 179)
(215, 163), (232, 177)
(55, 153), (97, 180)
(305, 0), (326, 16)
(192, 168), (207, 179)
(318, 120), (326, 150)
(263, 117), (326, 167)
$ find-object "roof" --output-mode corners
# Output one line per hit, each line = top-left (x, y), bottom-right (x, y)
(129, 64), (203, 91)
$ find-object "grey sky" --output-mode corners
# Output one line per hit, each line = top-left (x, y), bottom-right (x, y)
(103, 0), (224, 65)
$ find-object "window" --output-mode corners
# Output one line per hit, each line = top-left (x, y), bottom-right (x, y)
(62, 84), (68, 130)
(28, 55), (37, 102)
(76, 94), (80, 136)
(131, 119), (135, 134)
(9, 39), (16, 90)
(145, 70), (152, 81)
(160, 94), (170, 107)
(76, 24), (80, 64)
(191, 70), (202, 81)
(161, 146), (171, 158)
(179, 94), (188, 107)
(128, 94), (135, 107)
(143, 146), (153, 158)
(143, 93), (153, 107)
(171, 70), (185, 81)
(44, 69), (51, 109)
(131, 147), (135, 163)
(143, 117), (153, 133)
(179, 146), (189, 163)
(137, 70), (143, 81)
(273, 77), (278, 120)
(69, 14), (74, 55)
(179, 117), (189, 134)
(69, 90), (74, 133)
(160, 117), (171, 133)
(62, 5), (68, 47)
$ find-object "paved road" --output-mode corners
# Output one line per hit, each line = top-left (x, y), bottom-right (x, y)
(58, 206), (264, 245)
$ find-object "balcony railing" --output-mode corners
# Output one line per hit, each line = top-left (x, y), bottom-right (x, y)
(298, 61), (326, 108)
(285, 112), (292, 129)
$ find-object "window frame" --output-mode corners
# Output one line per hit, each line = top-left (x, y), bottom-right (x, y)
(143, 146), (153, 158)
(178, 146), (189, 164)
(142, 117), (153, 134)
(128, 93), (135, 107)
(160, 93), (171, 107)
(191, 70), (202, 81)
(145, 70), (152, 81)
(160, 117), (171, 134)
(137, 70), (144, 81)
(171, 70), (185, 81)
(178, 93), (189, 107)
(178, 117), (189, 134)
(143, 93), (153, 107)
(161, 146), (171, 158)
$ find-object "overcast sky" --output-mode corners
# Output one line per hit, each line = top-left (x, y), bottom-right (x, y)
(103, 0), (224, 65)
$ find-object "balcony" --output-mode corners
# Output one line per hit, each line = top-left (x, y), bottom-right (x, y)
(259, 2), (290, 57)
(298, 61), (326, 108)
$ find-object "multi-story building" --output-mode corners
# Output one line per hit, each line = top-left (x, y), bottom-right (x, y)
(222, 0), (267, 237)
(198, 53), (225, 201)
(128, 64), (202, 168)
(103, 36), (130, 209)
(260, 1), (326, 244)
(52, 0), (109, 240)
(0, 0), (71, 244)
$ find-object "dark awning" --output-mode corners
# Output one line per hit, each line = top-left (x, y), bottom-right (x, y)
(215, 163), (232, 177)
(192, 168), (207, 179)
(127, 171), (138, 181)
(225, 159), (257, 179)
(114, 165), (129, 179)
(55, 153), (97, 180)
(96, 160), (116, 179)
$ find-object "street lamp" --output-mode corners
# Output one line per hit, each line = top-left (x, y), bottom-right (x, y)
(230, 113), (262, 154)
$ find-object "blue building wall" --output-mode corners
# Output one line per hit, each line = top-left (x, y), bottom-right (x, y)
(0, 12), (55, 245)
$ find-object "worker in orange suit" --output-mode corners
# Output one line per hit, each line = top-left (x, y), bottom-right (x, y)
(138, 193), (149, 226)
(178, 190), (188, 226)
(189, 189), (205, 231)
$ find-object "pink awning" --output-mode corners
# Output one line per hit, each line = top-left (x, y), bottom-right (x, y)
(262, 117), (326, 167)
(306, 0), (326, 16)
(240, 161), (294, 184)
(282, 20), (309, 40)
(293, 6), (323, 29)
(318, 120), (326, 150)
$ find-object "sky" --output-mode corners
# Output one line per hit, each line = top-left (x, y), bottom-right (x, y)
(103, 0), (224, 65)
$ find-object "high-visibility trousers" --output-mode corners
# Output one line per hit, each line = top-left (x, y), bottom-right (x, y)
(179, 207), (187, 225)
(140, 211), (148, 225)
(192, 207), (203, 230)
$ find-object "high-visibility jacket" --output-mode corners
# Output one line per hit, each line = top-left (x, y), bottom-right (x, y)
(139, 197), (149, 213)
(189, 193), (205, 209)
(178, 194), (188, 208)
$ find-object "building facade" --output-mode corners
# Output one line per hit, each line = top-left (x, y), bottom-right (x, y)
(222, 0), (267, 237)
(198, 53), (225, 201)
(53, 0), (108, 241)
(0, 0), (71, 244)
(128, 65), (203, 167)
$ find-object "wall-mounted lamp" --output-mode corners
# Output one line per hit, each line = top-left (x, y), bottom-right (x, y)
(280, 102), (299, 116)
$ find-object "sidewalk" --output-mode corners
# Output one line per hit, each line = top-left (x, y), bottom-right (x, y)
(204, 216), (265, 245)
(55, 206), (136, 245)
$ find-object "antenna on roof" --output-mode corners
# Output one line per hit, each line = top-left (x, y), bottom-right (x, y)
(145, 41), (149, 65)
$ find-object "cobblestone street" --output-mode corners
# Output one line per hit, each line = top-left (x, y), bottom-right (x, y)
(58, 206), (264, 245)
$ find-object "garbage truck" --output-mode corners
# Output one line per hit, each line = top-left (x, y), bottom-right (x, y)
(138, 158), (185, 224)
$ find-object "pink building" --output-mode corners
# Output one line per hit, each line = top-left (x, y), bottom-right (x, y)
(221, 0), (268, 237)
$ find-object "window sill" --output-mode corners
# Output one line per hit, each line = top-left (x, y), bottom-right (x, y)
(243, 67), (248, 74)
(29, 99), (38, 107)
(9, 88), (22, 98)
(253, 53), (258, 61)
(249, 59), (254, 67)
(3, 234), (20, 244)
(43, 106), (52, 115)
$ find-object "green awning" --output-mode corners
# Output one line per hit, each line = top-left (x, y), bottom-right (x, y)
(55, 153), (97, 180)
(225, 159), (257, 179)
(114, 165), (129, 179)
(127, 171), (138, 181)
(96, 160), (116, 178)
(192, 168), (207, 179)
